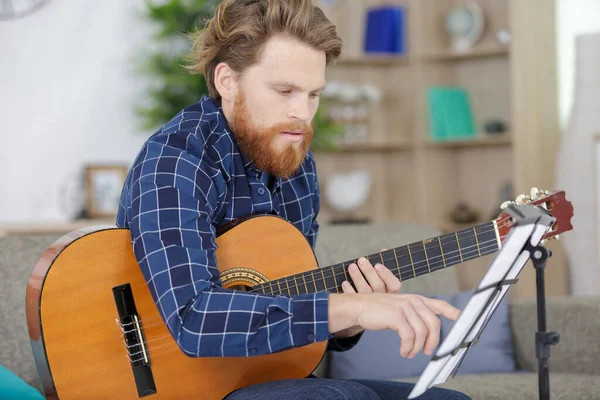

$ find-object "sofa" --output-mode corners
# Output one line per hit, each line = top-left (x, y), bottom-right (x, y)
(2, 221), (600, 399)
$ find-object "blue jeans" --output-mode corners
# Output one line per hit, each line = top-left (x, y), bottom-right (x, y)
(224, 378), (471, 400)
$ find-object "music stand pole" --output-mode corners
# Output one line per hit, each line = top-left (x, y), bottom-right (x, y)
(526, 242), (560, 400)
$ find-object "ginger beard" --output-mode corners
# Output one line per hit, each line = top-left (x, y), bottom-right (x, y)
(229, 93), (314, 179)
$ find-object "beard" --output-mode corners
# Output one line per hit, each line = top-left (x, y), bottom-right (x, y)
(228, 93), (314, 179)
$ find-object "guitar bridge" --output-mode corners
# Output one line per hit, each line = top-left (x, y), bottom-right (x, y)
(113, 284), (157, 397)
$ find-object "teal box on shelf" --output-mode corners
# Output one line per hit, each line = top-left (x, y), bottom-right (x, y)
(427, 87), (475, 141)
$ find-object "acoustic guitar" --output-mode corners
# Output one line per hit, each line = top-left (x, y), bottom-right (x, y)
(25, 188), (573, 399)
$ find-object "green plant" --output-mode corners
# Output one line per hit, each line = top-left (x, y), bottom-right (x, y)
(135, 0), (216, 131)
(136, 0), (342, 150)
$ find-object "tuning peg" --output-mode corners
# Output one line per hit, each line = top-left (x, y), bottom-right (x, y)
(530, 187), (540, 200)
(501, 200), (515, 210)
(515, 194), (530, 205)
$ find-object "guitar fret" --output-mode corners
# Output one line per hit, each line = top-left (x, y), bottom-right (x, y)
(331, 265), (338, 291)
(438, 237), (447, 268)
(475, 222), (500, 256)
(277, 280), (283, 296)
(311, 271), (317, 292)
(455, 232), (464, 263)
(321, 269), (328, 291)
(392, 248), (402, 279)
(301, 274), (309, 294)
(407, 243), (415, 274)
(292, 276), (299, 295)
(284, 278), (291, 296)
(473, 227), (481, 257)
(457, 228), (479, 260)
(342, 262), (348, 282)
(422, 240), (431, 273)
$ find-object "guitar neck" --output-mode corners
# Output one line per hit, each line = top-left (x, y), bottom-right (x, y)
(253, 221), (500, 296)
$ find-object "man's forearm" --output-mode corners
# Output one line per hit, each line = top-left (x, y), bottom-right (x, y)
(327, 293), (362, 335)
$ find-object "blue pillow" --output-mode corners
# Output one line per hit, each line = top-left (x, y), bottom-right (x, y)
(0, 364), (44, 400)
(328, 290), (517, 380)
(328, 328), (436, 379)
(439, 290), (517, 374)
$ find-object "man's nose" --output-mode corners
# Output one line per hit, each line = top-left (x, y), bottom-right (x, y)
(288, 97), (311, 121)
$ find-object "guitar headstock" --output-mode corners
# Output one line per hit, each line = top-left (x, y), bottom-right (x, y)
(494, 188), (573, 243)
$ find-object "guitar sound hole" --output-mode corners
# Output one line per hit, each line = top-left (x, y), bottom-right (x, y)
(230, 284), (252, 292)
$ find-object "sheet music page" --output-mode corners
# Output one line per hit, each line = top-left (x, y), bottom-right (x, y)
(408, 223), (536, 399)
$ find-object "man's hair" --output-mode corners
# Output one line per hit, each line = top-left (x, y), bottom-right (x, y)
(185, 0), (343, 99)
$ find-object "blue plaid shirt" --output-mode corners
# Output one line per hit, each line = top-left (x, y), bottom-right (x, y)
(117, 95), (357, 358)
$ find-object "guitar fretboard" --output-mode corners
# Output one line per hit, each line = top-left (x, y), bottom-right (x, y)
(252, 222), (500, 296)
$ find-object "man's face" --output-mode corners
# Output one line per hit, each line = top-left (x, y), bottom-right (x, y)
(228, 35), (326, 178)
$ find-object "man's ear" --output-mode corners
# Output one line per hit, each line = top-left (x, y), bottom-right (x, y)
(214, 62), (238, 102)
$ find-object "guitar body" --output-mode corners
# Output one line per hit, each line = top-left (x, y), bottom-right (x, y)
(26, 215), (327, 400)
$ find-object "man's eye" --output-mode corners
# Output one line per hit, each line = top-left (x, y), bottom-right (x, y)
(278, 89), (292, 95)
(310, 93), (321, 98)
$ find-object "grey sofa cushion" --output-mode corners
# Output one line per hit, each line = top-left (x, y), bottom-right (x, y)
(0, 234), (61, 390)
(398, 372), (600, 400)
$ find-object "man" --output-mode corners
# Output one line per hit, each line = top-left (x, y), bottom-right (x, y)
(117, 1), (470, 399)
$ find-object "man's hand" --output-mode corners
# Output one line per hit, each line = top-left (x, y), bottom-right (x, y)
(328, 292), (460, 358)
(335, 248), (401, 338)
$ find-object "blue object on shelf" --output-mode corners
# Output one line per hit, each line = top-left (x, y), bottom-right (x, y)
(364, 6), (406, 54)
(427, 87), (475, 141)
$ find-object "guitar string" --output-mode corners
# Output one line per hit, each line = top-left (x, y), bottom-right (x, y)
(248, 217), (518, 294)
(115, 218), (516, 333)
(115, 230), (503, 333)
(252, 215), (555, 295)
(117, 234), (508, 341)
(122, 241), (508, 362)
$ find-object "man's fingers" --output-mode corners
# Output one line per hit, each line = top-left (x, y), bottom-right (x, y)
(341, 280), (356, 293)
(410, 296), (441, 355)
(374, 263), (402, 293)
(348, 263), (372, 293)
(394, 309), (414, 358)
(400, 300), (427, 358)
(422, 297), (461, 321)
(356, 257), (386, 292)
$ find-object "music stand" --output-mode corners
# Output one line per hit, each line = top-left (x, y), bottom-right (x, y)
(408, 204), (560, 400)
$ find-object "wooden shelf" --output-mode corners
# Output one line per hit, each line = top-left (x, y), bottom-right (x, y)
(420, 44), (509, 62)
(317, 0), (565, 297)
(0, 219), (116, 237)
(424, 135), (511, 148)
(323, 140), (413, 152)
(335, 54), (409, 66)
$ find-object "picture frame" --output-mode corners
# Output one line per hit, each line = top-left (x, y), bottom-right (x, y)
(85, 164), (128, 218)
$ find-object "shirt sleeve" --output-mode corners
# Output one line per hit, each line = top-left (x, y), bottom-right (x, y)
(126, 140), (333, 357)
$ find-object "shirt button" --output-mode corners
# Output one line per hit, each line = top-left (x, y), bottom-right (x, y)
(257, 187), (265, 195)
(250, 348), (257, 354)
(308, 333), (315, 341)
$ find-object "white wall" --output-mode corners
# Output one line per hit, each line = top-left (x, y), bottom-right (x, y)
(0, 0), (156, 223)
(555, 0), (600, 129)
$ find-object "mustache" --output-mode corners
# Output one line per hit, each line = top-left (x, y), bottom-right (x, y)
(268, 120), (312, 135)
